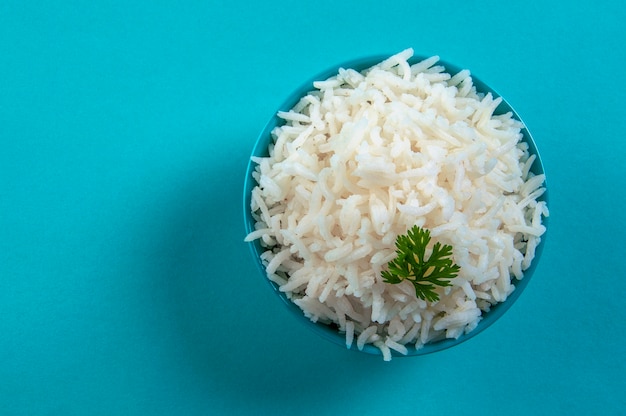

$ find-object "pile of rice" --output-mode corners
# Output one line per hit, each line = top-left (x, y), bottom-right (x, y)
(245, 48), (548, 360)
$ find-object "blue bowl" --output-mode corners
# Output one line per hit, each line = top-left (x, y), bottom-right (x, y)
(243, 54), (549, 357)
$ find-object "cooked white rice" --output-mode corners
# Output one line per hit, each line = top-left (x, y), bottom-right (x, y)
(246, 48), (548, 360)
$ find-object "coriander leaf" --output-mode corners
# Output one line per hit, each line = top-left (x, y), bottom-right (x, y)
(381, 225), (460, 302)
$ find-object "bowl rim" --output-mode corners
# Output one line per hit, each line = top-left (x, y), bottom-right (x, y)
(243, 53), (549, 357)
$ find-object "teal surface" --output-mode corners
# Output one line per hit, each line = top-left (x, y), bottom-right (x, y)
(1, 1), (624, 415)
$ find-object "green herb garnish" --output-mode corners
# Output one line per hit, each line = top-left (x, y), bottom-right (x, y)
(381, 225), (460, 302)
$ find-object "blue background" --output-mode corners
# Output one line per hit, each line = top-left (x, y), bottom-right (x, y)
(1, 1), (624, 415)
